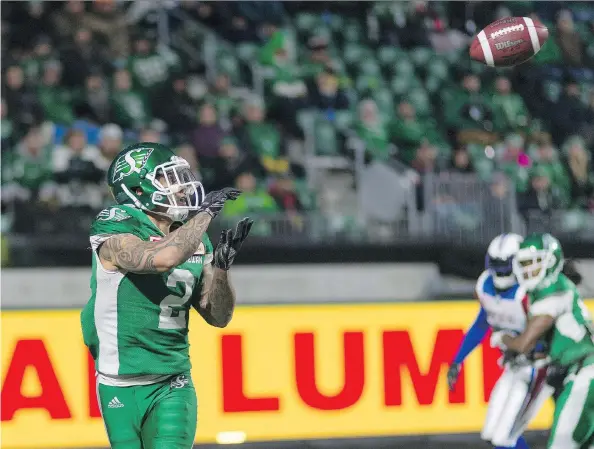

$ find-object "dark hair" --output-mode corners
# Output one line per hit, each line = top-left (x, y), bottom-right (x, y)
(562, 259), (582, 285)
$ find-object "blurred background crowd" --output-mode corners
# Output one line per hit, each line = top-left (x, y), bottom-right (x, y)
(2, 1), (594, 266)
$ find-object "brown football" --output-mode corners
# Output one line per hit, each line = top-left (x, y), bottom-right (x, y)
(469, 16), (549, 67)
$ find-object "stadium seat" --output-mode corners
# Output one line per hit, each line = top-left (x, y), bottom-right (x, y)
(410, 47), (435, 68)
(389, 73), (421, 97)
(334, 110), (356, 131)
(236, 42), (259, 62)
(376, 46), (408, 69)
(372, 87), (396, 116)
(406, 88), (432, 117)
(314, 119), (340, 156)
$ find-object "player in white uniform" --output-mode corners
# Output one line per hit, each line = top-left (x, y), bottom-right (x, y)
(447, 233), (553, 449)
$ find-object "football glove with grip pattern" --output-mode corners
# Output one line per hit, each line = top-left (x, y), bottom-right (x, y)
(198, 188), (242, 218)
(214, 217), (253, 271)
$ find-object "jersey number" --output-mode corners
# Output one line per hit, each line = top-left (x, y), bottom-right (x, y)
(159, 269), (194, 330)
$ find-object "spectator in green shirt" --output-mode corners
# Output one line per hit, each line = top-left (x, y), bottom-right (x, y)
(126, 35), (180, 94)
(37, 60), (75, 125)
(353, 99), (391, 161)
(206, 73), (239, 128)
(239, 97), (289, 175)
(2, 126), (53, 202)
(222, 172), (279, 217)
(21, 35), (55, 84)
(498, 133), (531, 193)
(390, 101), (442, 164)
(531, 135), (571, 206)
(110, 69), (150, 130)
(491, 76), (530, 134)
(564, 136), (594, 210)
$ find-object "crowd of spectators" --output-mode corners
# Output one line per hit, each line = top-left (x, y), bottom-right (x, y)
(2, 1), (594, 240)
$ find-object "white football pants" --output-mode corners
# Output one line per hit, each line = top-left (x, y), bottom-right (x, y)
(481, 362), (554, 447)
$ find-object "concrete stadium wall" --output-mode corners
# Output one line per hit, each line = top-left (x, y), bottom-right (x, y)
(3, 260), (592, 309)
(1, 263), (442, 309)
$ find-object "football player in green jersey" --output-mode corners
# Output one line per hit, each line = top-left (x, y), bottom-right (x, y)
(492, 234), (594, 449)
(81, 142), (253, 449)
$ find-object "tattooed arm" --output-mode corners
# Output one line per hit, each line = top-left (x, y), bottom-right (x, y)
(98, 188), (241, 273)
(98, 212), (212, 273)
(194, 264), (236, 328)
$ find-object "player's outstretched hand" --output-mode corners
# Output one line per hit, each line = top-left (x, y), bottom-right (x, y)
(198, 188), (242, 218)
(214, 217), (253, 271)
(447, 363), (461, 392)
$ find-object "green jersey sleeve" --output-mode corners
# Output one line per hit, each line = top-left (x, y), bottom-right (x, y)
(89, 206), (142, 251)
(529, 275), (576, 319)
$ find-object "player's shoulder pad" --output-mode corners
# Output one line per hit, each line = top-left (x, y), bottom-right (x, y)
(90, 205), (139, 237)
(531, 274), (574, 303)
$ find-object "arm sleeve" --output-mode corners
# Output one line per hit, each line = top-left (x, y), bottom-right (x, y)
(453, 307), (490, 364)
(203, 233), (214, 265)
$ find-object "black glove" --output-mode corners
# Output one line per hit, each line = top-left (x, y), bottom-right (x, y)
(198, 188), (242, 218)
(214, 217), (253, 270)
(447, 363), (462, 392)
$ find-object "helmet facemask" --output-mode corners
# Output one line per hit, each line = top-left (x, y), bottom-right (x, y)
(486, 254), (516, 289)
(121, 156), (204, 222)
(512, 248), (561, 291)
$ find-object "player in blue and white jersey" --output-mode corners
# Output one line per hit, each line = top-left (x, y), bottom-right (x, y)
(447, 233), (553, 449)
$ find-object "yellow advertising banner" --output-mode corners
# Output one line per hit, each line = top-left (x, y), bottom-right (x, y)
(2, 301), (592, 448)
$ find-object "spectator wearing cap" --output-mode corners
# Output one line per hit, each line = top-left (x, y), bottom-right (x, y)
(83, 0), (129, 60)
(352, 99), (392, 162)
(530, 135), (571, 205)
(444, 73), (495, 145)
(556, 10), (585, 67)
(189, 102), (227, 170)
(206, 73), (240, 128)
(97, 124), (123, 170)
(1, 64), (43, 133)
(390, 101), (443, 164)
(153, 72), (198, 143)
(564, 136), (594, 210)
(491, 76), (530, 134)
(209, 136), (266, 191)
(21, 34), (55, 84)
(550, 76), (588, 145)
(307, 66), (350, 111)
(75, 70), (110, 124)
(301, 36), (332, 79)
(126, 34), (180, 95)
(37, 60), (75, 125)
(110, 69), (150, 130)
(2, 126), (53, 204)
(238, 97), (289, 175)
(60, 28), (110, 88)
(50, 127), (105, 208)
(51, 1), (89, 47)
(498, 133), (531, 193)
(518, 166), (564, 224)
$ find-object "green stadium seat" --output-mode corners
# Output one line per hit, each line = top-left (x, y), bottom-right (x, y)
(343, 42), (373, 67)
(426, 58), (450, 80)
(406, 88), (432, 117)
(334, 110), (355, 131)
(314, 119), (340, 155)
(372, 87), (395, 116)
(356, 73), (385, 93)
(295, 12), (321, 35)
(236, 42), (259, 62)
(358, 59), (382, 77)
(410, 47), (434, 68)
(393, 58), (415, 77)
(389, 73), (421, 96)
(216, 50), (241, 83)
(343, 20), (364, 44)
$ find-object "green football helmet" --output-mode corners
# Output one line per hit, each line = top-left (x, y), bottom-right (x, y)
(512, 233), (564, 291)
(107, 142), (204, 221)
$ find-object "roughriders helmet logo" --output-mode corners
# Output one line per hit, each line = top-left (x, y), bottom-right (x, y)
(170, 375), (189, 389)
(112, 148), (154, 183)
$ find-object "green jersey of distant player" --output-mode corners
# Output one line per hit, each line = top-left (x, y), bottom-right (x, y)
(503, 233), (594, 449)
(529, 272), (594, 369)
(81, 203), (213, 377)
